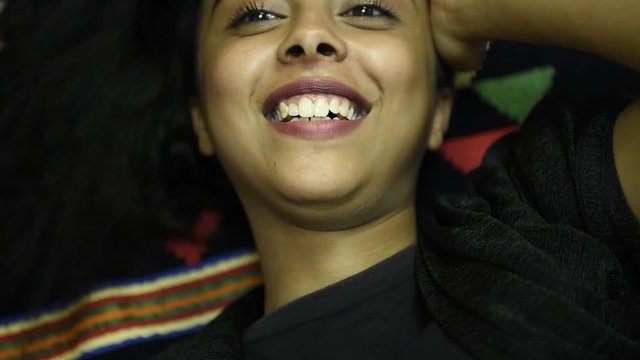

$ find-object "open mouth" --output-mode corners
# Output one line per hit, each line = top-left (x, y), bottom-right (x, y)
(267, 94), (366, 122)
(263, 79), (371, 123)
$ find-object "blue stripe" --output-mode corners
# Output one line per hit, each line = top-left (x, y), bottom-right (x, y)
(0, 247), (257, 326)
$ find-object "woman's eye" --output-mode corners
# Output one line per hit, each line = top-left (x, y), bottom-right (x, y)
(342, 5), (394, 18)
(230, 10), (280, 27)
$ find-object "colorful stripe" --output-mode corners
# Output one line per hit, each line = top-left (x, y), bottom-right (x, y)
(0, 249), (263, 360)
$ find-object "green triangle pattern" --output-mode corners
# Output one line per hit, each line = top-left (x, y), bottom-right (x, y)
(473, 66), (556, 124)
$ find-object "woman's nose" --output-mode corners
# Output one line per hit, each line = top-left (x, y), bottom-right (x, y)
(277, 13), (348, 64)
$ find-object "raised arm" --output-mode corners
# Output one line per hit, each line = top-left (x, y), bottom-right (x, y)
(430, 0), (640, 71)
(430, 0), (640, 220)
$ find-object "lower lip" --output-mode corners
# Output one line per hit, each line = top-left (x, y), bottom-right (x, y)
(269, 119), (364, 139)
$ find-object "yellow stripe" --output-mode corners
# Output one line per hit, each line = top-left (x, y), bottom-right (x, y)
(0, 276), (262, 360)
(40, 308), (225, 360)
(0, 252), (259, 337)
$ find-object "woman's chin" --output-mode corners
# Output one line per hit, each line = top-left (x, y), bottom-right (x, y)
(274, 176), (363, 208)
(238, 166), (413, 232)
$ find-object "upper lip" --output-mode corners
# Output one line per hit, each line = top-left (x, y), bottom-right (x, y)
(262, 78), (372, 116)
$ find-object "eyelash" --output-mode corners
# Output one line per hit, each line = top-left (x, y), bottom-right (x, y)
(227, 0), (398, 29)
(228, 1), (272, 28)
(343, 0), (398, 19)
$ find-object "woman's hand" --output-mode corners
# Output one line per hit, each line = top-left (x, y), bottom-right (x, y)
(429, 0), (492, 71)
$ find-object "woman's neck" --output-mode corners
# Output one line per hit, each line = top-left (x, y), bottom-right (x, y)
(247, 204), (418, 314)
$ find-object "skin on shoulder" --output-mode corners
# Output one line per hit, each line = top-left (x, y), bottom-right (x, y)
(192, 0), (452, 312)
(614, 98), (640, 220)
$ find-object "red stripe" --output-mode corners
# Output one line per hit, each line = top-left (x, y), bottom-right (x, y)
(38, 298), (238, 360)
(0, 261), (260, 343)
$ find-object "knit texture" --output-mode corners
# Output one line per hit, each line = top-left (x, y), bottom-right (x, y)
(417, 95), (640, 359)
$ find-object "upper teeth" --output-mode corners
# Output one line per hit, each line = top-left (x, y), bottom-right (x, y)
(272, 95), (363, 122)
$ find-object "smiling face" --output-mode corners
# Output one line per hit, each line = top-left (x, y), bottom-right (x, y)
(193, 0), (451, 231)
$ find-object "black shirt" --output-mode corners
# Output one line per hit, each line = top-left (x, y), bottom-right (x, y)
(244, 245), (472, 360)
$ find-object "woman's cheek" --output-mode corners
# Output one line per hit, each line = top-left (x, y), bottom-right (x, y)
(207, 37), (271, 98)
(361, 37), (429, 95)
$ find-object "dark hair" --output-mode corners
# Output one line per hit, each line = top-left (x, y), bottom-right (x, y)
(0, 0), (448, 314)
(436, 60), (455, 92)
(0, 0), (253, 314)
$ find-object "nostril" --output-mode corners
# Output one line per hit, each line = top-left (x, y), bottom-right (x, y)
(317, 43), (336, 57)
(287, 45), (305, 58)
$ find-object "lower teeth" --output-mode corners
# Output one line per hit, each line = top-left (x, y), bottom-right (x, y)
(289, 116), (343, 122)
(274, 110), (359, 122)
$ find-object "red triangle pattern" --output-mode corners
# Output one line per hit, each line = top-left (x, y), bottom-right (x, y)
(439, 125), (519, 174)
(166, 210), (222, 266)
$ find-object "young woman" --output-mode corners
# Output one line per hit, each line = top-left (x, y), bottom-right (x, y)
(151, 0), (640, 359)
(1, 0), (637, 358)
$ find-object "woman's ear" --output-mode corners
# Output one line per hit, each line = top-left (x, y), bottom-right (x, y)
(427, 91), (453, 150)
(190, 99), (216, 156)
